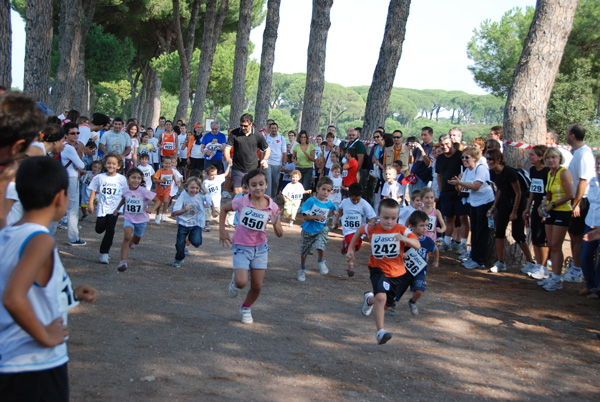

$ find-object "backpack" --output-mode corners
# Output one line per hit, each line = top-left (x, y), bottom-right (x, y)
(516, 168), (531, 198)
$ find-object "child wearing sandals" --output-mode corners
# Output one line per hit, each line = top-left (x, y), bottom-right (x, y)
(219, 170), (283, 324)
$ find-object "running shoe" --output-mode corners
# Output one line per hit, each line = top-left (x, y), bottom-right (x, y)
(161, 214), (167, 222)
(562, 267), (583, 283)
(362, 292), (374, 316)
(521, 261), (537, 274)
(537, 276), (553, 286)
(117, 260), (128, 272)
(69, 239), (86, 246)
(456, 243), (468, 255)
(408, 300), (419, 316)
(184, 246), (190, 256)
(154, 214), (161, 224)
(99, 253), (109, 264)
(438, 242), (451, 252)
(528, 265), (549, 280)
(489, 261), (506, 273)
(346, 266), (355, 277)
(463, 259), (485, 270)
(376, 329), (392, 345)
(129, 242), (137, 250)
(228, 273), (238, 297)
(239, 305), (253, 324)
(297, 269), (306, 282)
(543, 277), (563, 291)
(172, 260), (183, 268)
(319, 260), (329, 275)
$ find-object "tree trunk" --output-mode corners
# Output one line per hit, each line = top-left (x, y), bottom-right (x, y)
(503, 0), (578, 167)
(189, 0), (229, 125)
(149, 72), (162, 129)
(0, 0), (10, 88)
(300, 0), (333, 137)
(50, 0), (83, 113)
(141, 68), (153, 126)
(73, 0), (96, 115)
(24, 0), (53, 104)
(254, 0), (281, 131)
(229, 0), (254, 129)
(173, 0), (201, 123)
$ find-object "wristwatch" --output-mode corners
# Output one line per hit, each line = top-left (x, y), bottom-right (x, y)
(551, 201), (556, 208)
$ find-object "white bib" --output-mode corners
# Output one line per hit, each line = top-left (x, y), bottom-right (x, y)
(427, 215), (436, 232)
(290, 192), (303, 200)
(239, 206), (270, 231)
(404, 248), (428, 276)
(100, 183), (118, 196)
(530, 178), (545, 194)
(125, 196), (143, 214)
(333, 185), (341, 194)
(308, 204), (329, 224)
(161, 174), (173, 187)
(56, 261), (79, 313)
(342, 170), (348, 178)
(371, 233), (400, 259)
(343, 213), (362, 229)
(164, 142), (174, 150)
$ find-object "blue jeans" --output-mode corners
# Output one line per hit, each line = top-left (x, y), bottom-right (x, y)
(265, 164), (281, 200)
(175, 225), (202, 261)
(581, 225), (600, 290)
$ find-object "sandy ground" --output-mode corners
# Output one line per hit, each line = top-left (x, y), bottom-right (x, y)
(56, 210), (600, 402)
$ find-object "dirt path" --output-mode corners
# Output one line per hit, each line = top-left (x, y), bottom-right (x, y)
(59, 214), (600, 401)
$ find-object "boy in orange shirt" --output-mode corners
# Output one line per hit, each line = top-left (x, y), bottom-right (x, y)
(346, 198), (420, 345)
(152, 156), (179, 223)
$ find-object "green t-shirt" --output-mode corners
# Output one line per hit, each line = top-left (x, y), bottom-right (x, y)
(293, 143), (315, 169)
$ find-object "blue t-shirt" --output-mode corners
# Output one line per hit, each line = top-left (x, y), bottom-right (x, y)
(405, 235), (436, 276)
(201, 131), (227, 161)
(301, 196), (337, 234)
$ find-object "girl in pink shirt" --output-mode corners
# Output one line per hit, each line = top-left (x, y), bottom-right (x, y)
(219, 170), (283, 324)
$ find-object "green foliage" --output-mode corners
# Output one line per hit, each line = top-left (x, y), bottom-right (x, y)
(320, 82), (365, 127)
(94, 80), (130, 116)
(85, 24), (135, 84)
(467, 7), (535, 97)
(268, 109), (295, 134)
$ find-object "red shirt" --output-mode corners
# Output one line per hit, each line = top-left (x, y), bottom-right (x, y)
(343, 158), (358, 187)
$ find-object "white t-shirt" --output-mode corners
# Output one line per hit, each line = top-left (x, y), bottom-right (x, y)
(149, 137), (160, 164)
(559, 147), (573, 168)
(190, 139), (204, 159)
(328, 175), (343, 204)
(203, 174), (226, 208)
(88, 173), (128, 217)
(568, 145), (596, 197)
(339, 198), (376, 236)
(266, 134), (287, 166)
(461, 163), (495, 207)
(137, 164), (156, 191)
(178, 134), (188, 159)
(5, 182), (23, 227)
(282, 182), (305, 201)
(585, 176), (600, 228)
(170, 169), (183, 197)
(397, 205), (416, 226)
(60, 143), (85, 178)
(78, 124), (91, 146)
(173, 190), (211, 227)
(381, 181), (402, 201)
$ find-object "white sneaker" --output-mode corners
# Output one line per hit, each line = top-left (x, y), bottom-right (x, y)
(161, 214), (167, 222)
(362, 292), (374, 316)
(459, 251), (471, 262)
(463, 259), (485, 270)
(543, 277), (563, 291)
(489, 261), (506, 273)
(203, 225), (211, 232)
(562, 267), (583, 283)
(319, 260), (329, 275)
(537, 276), (553, 286)
(376, 329), (392, 345)
(99, 253), (109, 264)
(289, 221), (293, 227)
(239, 305), (253, 324)
(155, 214), (161, 224)
(408, 300), (419, 316)
(456, 243), (468, 255)
(297, 269), (306, 282)
(438, 242), (451, 252)
(228, 273), (238, 297)
(521, 261), (537, 274)
(528, 265), (549, 280)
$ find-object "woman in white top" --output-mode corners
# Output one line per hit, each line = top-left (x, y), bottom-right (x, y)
(448, 146), (494, 269)
(581, 152), (600, 297)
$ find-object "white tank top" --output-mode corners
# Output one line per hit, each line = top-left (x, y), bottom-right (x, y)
(0, 223), (78, 373)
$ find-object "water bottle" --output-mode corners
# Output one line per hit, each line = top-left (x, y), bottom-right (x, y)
(540, 199), (551, 219)
(487, 211), (494, 229)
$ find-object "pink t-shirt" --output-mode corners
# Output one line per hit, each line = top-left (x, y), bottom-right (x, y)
(122, 186), (156, 224)
(231, 194), (279, 246)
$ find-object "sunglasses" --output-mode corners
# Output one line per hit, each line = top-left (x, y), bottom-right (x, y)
(67, 131), (80, 135)
(393, 136), (402, 139)
(373, 136), (381, 139)
(461, 156), (471, 160)
(240, 124), (250, 128)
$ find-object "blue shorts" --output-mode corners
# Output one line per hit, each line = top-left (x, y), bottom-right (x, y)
(232, 243), (269, 270)
(410, 270), (427, 292)
(123, 219), (147, 237)
(439, 191), (467, 218)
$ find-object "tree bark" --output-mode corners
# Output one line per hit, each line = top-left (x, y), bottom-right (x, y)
(504, 0), (578, 167)
(229, 0), (254, 129)
(362, 0), (411, 140)
(189, 0), (229, 125)
(24, 0), (53, 104)
(254, 0), (281, 131)
(0, 0), (10, 88)
(173, 0), (202, 123)
(300, 0), (333, 137)
(50, 0), (84, 113)
(73, 0), (96, 115)
(149, 72), (162, 129)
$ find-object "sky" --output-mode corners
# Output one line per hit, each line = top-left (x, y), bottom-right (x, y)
(11, 0), (536, 94)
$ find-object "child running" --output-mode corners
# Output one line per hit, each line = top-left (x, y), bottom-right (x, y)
(328, 163), (343, 229)
(345, 198), (420, 345)
(203, 163), (230, 232)
(88, 152), (128, 264)
(0, 157), (97, 400)
(282, 170), (310, 227)
(339, 183), (377, 277)
(172, 176), (216, 267)
(137, 153), (155, 191)
(397, 189), (422, 226)
(298, 176), (339, 281)
(113, 168), (160, 271)
(219, 170), (283, 324)
(420, 187), (446, 267)
(152, 156), (179, 224)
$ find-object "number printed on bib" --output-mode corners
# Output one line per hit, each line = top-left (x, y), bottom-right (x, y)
(207, 184), (219, 194)
(125, 196), (143, 213)
(530, 178), (544, 194)
(333, 185), (341, 194)
(164, 142), (174, 150)
(308, 205), (329, 224)
(101, 183), (118, 196)
(57, 263), (79, 312)
(371, 233), (400, 259)
(427, 215), (436, 232)
(404, 247), (428, 276)
(240, 206), (270, 231)
(343, 213), (362, 229)
(161, 174), (173, 187)
(342, 170), (348, 178)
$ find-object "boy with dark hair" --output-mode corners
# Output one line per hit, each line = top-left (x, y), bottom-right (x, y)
(346, 198), (420, 344)
(0, 157), (97, 400)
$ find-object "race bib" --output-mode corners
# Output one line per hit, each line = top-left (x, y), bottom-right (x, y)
(125, 196), (143, 213)
(100, 183), (118, 196)
(308, 204), (329, 224)
(57, 263), (79, 313)
(164, 142), (174, 150)
(427, 215), (436, 232)
(290, 192), (303, 200)
(207, 184), (219, 194)
(239, 206), (270, 231)
(342, 170), (348, 178)
(530, 178), (544, 194)
(371, 233), (400, 259)
(462, 179), (473, 193)
(404, 247), (428, 276)
(333, 185), (341, 194)
(343, 213), (362, 229)
(161, 174), (173, 187)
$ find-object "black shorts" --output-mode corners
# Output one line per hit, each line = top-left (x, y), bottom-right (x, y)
(369, 266), (411, 308)
(0, 363), (69, 402)
(495, 201), (526, 243)
(439, 192), (467, 218)
(530, 201), (547, 247)
(545, 210), (571, 227)
(177, 158), (187, 169)
(568, 197), (589, 236)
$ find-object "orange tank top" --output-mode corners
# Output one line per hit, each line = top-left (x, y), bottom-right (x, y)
(161, 132), (176, 156)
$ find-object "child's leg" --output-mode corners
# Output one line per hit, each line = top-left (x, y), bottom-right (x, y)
(317, 249), (324, 260)
(99, 214), (118, 254)
(121, 226), (134, 260)
(373, 292), (387, 330)
(175, 225), (189, 261)
(205, 209), (212, 226)
(95, 215), (108, 235)
(245, 268), (266, 306)
(411, 289), (424, 303)
(132, 234), (142, 245)
(233, 268), (249, 289)
(188, 226), (203, 247)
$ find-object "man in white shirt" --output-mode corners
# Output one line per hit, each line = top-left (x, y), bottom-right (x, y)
(563, 124), (596, 283)
(62, 122), (87, 246)
(264, 122), (287, 199)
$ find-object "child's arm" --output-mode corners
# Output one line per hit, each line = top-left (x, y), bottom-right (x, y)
(345, 227), (365, 266)
(303, 213), (326, 221)
(219, 203), (234, 246)
(432, 249), (439, 269)
(435, 209), (446, 233)
(112, 197), (125, 216)
(223, 163), (231, 177)
(397, 233), (421, 249)
(88, 191), (97, 215)
(146, 196), (161, 214)
(272, 210), (283, 237)
(2, 234), (68, 347)
(172, 205), (191, 217)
